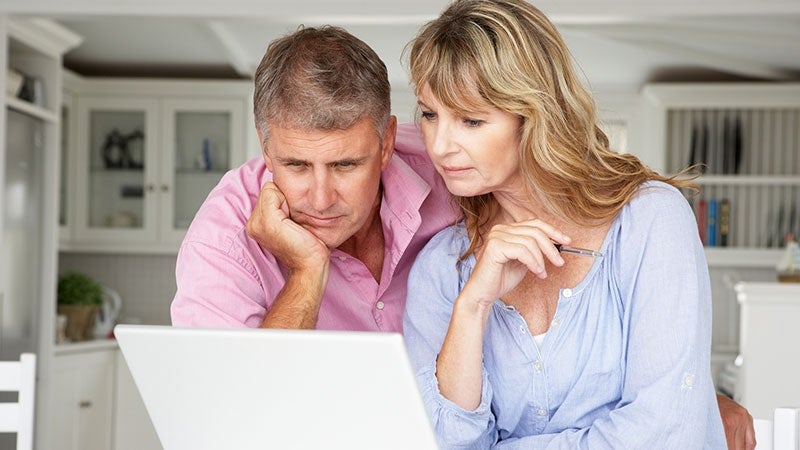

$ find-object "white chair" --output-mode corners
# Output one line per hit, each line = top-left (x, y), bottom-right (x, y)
(0, 353), (36, 450)
(753, 408), (800, 450)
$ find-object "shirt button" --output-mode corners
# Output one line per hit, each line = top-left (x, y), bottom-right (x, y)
(337, 255), (347, 261)
(519, 325), (526, 334)
(534, 360), (543, 373)
(375, 301), (385, 310)
(684, 375), (694, 387)
(537, 407), (548, 417)
(551, 319), (560, 327)
(562, 288), (573, 298)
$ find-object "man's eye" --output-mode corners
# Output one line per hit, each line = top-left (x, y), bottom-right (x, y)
(335, 161), (357, 170)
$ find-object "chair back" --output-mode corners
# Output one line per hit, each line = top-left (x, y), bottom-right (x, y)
(0, 353), (36, 450)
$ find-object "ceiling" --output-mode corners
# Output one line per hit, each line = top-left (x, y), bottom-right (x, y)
(5, 1), (800, 90)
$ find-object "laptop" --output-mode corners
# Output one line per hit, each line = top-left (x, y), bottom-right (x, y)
(114, 324), (439, 450)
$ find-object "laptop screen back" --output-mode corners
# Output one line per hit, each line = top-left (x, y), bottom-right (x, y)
(114, 324), (439, 450)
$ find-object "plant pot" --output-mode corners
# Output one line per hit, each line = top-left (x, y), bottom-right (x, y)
(57, 305), (99, 342)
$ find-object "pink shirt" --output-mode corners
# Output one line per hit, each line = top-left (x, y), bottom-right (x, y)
(170, 123), (457, 332)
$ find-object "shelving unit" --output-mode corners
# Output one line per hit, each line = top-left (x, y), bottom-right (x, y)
(2, 15), (82, 450)
(641, 83), (800, 268)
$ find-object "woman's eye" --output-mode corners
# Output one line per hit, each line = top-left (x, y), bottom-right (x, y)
(420, 111), (437, 121)
(464, 118), (482, 127)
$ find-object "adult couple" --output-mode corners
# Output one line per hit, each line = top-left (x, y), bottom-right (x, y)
(171, 0), (753, 448)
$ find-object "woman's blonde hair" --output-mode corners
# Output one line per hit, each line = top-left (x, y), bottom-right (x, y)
(406, 0), (696, 255)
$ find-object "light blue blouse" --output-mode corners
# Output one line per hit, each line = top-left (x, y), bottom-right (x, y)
(403, 182), (726, 449)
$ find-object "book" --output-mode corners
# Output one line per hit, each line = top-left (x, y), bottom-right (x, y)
(696, 199), (707, 245)
(707, 199), (718, 247)
(719, 199), (730, 247)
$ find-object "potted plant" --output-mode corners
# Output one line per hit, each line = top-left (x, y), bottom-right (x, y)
(57, 272), (103, 342)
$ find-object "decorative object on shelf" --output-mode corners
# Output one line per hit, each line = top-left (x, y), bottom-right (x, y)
(193, 138), (214, 171)
(16, 74), (45, 106)
(776, 234), (800, 283)
(93, 286), (123, 340)
(101, 128), (145, 169)
(5, 68), (24, 97)
(106, 210), (137, 228)
(57, 272), (104, 342)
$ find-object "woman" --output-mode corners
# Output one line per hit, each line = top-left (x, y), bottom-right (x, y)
(402, 0), (727, 448)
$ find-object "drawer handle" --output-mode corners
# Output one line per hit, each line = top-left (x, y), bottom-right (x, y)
(79, 400), (92, 409)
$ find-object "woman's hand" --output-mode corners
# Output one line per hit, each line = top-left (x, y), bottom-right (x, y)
(460, 219), (570, 307)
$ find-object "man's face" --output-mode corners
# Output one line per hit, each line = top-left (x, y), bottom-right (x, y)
(262, 117), (396, 249)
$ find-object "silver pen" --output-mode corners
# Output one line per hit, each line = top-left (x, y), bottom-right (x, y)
(554, 243), (603, 258)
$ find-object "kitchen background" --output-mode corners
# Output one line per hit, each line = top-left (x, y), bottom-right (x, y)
(2, 1), (800, 449)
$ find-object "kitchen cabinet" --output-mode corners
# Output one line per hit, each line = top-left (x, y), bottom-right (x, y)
(640, 83), (800, 268)
(734, 282), (800, 421)
(115, 350), (162, 450)
(51, 346), (116, 450)
(1, 15), (82, 450)
(60, 77), (253, 253)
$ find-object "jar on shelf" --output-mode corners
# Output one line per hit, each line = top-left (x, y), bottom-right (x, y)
(776, 234), (800, 283)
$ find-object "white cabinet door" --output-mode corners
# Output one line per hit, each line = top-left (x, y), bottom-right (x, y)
(159, 98), (245, 246)
(114, 350), (162, 450)
(73, 96), (160, 245)
(51, 349), (116, 450)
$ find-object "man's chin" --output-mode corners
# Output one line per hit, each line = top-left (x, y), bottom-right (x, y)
(301, 224), (346, 249)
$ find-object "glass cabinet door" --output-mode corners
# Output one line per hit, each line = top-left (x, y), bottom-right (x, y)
(160, 99), (244, 243)
(74, 97), (159, 243)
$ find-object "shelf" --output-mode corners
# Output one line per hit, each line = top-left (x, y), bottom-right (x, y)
(704, 247), (784, 268)
(5, 95), (58, 122)
(54, 338), (119, 355)
(696, 175), (800, 186)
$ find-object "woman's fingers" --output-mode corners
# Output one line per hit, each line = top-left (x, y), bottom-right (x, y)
(484, 219), (570, 275)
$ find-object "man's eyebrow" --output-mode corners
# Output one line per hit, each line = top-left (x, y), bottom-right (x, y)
(332, 156), (370, 165)
(274, 156), (307, 164)
(274, 155), (371, 165)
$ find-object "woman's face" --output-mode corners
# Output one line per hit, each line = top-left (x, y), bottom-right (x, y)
(417, 84), (524, 198)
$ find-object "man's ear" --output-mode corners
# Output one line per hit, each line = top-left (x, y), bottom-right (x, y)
(380, 116), (398, 170)
(256, 127), (274, 172)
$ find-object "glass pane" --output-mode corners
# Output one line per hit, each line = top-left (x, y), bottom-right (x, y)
(3, 110), (43, 357)
(173, 111), (231, 229)
(88, 110), (146, 229)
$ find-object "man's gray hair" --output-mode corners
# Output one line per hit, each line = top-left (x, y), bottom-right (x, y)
(253, 26), (391, 146)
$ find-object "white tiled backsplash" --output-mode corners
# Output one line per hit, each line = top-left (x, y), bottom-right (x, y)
(57, 253), (779, 365)
(58, 253), (178, 325)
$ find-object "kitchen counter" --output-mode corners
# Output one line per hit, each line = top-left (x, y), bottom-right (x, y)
(54, 338), (118, 355)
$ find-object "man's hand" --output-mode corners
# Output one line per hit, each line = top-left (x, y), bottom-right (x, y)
(247, 182), (331, 329)
(247, 182), (330, 271)
(717, 393), (756, 450)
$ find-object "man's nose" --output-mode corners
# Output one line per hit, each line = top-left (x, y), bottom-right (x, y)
(309, 171), (336, 211)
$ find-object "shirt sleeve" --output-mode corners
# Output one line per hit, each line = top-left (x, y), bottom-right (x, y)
(493, 185), (724, 449)
(170, 237), (278, 328)
(403, 227), (499, 449)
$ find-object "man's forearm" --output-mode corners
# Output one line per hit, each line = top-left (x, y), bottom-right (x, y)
(259, 264), (329, 329)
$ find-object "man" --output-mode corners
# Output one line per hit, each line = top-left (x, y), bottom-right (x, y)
(170, 26), (455, 331)
(170, 25), (754, 450)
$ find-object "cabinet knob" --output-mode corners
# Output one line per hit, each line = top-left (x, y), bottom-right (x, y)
(146, 184), (156, 193)
(160, 184), (169, 192)
(79, 400), (92, 409)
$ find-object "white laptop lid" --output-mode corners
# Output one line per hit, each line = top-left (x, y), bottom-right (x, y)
(114, 324), (439, 450)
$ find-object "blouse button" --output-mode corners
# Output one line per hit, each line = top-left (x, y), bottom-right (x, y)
(562, 288), (573, 298)
(537, 407), (548, 417)
(376, 301), (385, 310)
(534, 360), (543, 373)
